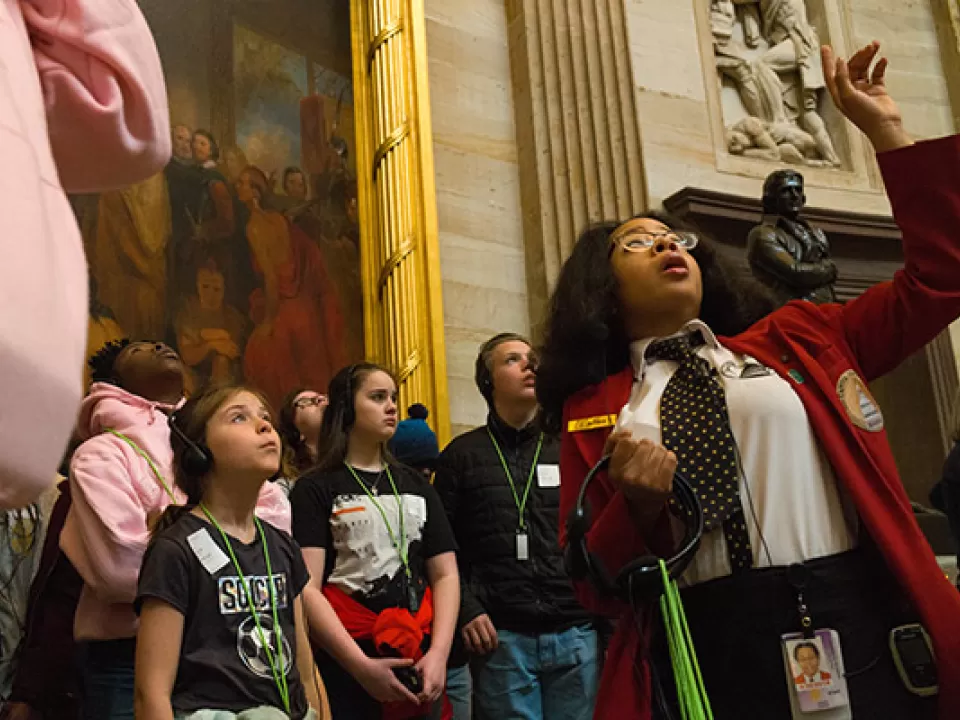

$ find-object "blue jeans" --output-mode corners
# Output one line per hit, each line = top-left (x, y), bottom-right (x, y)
(472, 624), (598, 720)
(78, 639), (136, 720)
(445, 664), (472, 720)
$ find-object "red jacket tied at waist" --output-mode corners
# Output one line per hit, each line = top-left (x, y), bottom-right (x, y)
(323, 585), (451, 720)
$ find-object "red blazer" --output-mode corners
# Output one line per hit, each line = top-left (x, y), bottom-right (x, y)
(559, 135), (960, 720)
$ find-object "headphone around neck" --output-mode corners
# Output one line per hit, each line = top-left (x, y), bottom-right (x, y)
(167, 411), (214, 477)
(564, 455), (704, 603)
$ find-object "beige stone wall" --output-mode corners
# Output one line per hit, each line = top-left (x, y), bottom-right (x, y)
(424, 0), (528, 436)
(625, 0), (955, 213)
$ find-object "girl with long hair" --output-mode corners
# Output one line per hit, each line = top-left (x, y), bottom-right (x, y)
(278, 388), (329, 477)
(537, 43), (960, 719)
(134, 385), (326, 720)
(290, 364), (459, 720)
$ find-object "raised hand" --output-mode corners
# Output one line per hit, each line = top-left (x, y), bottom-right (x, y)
(822, 42), (912, 153)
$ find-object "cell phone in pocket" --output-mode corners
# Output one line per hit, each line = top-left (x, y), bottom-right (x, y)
(889, 624), (938, 697)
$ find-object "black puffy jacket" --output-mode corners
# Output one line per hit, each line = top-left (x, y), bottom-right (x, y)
(433, 414), (590, 636)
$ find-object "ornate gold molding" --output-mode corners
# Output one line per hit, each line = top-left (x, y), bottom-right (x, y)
(351, 0), (450, 443)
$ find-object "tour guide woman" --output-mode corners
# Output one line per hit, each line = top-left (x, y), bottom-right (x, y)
(537, 43), (960, 719)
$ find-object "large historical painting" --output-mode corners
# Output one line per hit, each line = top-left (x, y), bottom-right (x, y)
(75, 0), (362, 410)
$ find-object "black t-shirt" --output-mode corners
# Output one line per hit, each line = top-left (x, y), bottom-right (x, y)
(136, 512), (311, 719)
(290, 463), (457, 614)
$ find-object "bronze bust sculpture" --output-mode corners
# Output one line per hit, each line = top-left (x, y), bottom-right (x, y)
(747, 170), (837, 304)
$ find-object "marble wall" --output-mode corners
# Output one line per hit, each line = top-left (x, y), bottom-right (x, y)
(424, 0), (529, 436)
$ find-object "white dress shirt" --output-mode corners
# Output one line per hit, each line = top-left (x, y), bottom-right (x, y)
(617, 320), (857, 586)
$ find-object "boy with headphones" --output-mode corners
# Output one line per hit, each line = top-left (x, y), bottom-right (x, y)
(60, 340), (290, 720)
(433, 333), (598, 720)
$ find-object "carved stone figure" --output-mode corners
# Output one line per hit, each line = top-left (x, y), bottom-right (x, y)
(727, 116), (834, 167)
(710, 0), (781, 120)
(747, 169), (837, 304)
(710, 0), (840, 167)
(755, 0), (840, 165)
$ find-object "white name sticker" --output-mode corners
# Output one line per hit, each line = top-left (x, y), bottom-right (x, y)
(187, 528), (230, 575)
(537, 464), (560, 488)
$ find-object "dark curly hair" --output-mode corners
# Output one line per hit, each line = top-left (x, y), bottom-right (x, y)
(88, 338), (132, 386)
(536, 211), (777, 434)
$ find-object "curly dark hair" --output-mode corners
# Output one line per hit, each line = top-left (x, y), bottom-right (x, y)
(536, 211), (777, 434)
(88, 338), (132, 386)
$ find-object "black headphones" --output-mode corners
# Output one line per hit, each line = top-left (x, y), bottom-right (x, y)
(167, 411), (214, 477)
(564, 455), (704, 603)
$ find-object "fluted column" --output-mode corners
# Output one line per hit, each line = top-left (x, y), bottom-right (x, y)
(352, 0), (450, 441)
(507, 0), (648, 333)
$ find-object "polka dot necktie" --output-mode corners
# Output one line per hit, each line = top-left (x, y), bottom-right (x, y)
(647, 335), (753, 573)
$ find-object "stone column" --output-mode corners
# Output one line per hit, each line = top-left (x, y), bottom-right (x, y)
(506, 0), (647, 334)
(352, 0), (451, 441)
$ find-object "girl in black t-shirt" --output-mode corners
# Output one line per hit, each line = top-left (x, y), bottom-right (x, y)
(134, 385), (327, 720)
(289, 364), (459, 720)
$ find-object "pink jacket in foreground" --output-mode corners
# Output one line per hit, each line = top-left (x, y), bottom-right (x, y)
(0, 0), (171, 510)
(60, 383), (292, 641)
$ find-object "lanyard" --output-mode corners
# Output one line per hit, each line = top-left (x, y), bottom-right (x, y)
(659, 559), (712, 719)
(199, 505), (291, 715)
(107, 429), (178, 504)
(344, 464), (411, 579)
(487, 429), (543, 531)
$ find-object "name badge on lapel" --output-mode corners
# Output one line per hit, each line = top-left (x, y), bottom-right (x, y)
(836, 370), (883, 432)
(567, 414), (617, 433)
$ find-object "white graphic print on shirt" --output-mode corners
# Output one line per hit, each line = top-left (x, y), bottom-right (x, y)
(218, 572), (293, 679)
(218, 573), (289, 614)
(327, 492), (428, 597)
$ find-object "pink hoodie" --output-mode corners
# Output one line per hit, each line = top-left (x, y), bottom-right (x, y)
(60, 383), (292, 641)
(0, 0), (171, 510)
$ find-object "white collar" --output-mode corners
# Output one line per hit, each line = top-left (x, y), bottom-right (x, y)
(628, 319), (720, 378)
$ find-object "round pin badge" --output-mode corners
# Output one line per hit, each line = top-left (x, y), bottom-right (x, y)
(836, 370), (884, 432)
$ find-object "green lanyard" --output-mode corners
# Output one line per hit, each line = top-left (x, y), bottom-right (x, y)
(199, 505), (291, 715)
(487, 429), (543, 531)
(659, 559), (712, 720)
(107, 429), (178, 504)
(344, 464), (411, 579)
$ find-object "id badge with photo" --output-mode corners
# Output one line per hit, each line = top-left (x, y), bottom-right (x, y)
(781, 629), (851, 718)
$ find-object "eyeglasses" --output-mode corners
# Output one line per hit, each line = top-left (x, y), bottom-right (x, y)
(609, 230), (699, 255)
(294, 395), (327, 410)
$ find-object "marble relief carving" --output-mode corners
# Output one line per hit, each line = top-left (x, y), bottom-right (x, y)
(710, 0), (840, 167)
